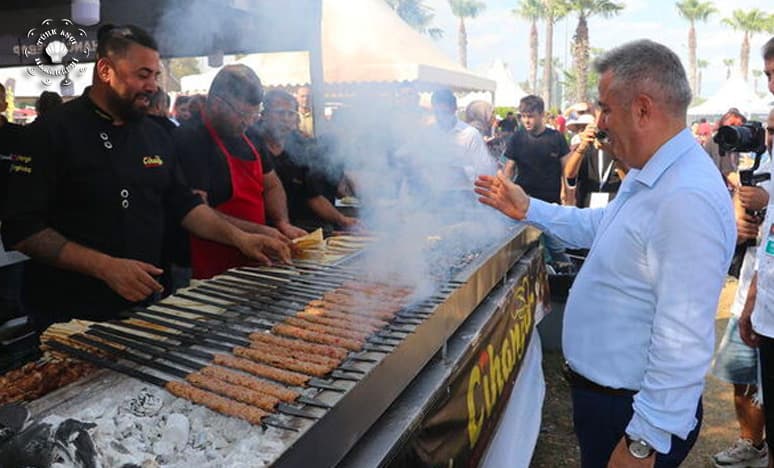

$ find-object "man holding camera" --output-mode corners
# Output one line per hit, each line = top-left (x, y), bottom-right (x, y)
(476, 39), (736, 467)
(738, 35), (774, 468)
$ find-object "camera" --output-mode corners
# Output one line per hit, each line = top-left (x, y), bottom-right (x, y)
(713, 121), (767, 156)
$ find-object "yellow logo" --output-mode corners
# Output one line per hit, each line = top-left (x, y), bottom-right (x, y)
(142, 155), (164, 168)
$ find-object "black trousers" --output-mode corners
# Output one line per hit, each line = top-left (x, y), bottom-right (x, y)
(758, 335), (774, 452)
(570, 386), (702, 467)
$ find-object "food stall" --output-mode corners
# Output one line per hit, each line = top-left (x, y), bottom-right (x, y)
(0, 1), (549, 466)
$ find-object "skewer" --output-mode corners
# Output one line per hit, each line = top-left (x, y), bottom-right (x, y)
(83, 328), (328, 414)
(123, 310), (364, 381)
(44, 339), (297, 431)
(91, 322), (345, 394)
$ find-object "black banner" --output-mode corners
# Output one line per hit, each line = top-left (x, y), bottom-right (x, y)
(400, 249), (548, 467)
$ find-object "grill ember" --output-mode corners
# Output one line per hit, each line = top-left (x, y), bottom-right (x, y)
(41, 262), (419, 428)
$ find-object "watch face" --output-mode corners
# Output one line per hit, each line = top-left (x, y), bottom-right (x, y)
(628, 439), (653, 459)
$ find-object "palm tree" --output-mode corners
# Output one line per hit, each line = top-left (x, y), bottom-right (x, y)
(722, 58), (734, 79)
(696, 58), (709, 96)
(514, 0), (545, 94)
(541, 0), (568, 107)
(675, 0), (716, 96)
(752, 69), (764, 95)
(385, 0), (443, 38)
(448, 0), (486, 68)
(565, 0), (624, 103)
(722, 9), (773, 81)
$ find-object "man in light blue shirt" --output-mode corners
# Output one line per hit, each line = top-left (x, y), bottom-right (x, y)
(476, 39), (736, 467)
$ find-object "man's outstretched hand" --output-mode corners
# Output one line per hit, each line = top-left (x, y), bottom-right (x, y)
(474, 171), (530, 220)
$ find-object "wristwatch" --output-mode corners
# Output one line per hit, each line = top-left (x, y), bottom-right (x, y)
(625, 435), (655, 459)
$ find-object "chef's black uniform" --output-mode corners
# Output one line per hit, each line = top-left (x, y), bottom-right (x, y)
(0, 119), (27, 218)
(1, 91), (202, 331)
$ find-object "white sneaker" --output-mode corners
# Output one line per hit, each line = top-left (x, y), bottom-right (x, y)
(712, 438), (768, 467)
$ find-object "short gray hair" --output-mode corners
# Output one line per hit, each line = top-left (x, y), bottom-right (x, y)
(594, 39), (692, 118)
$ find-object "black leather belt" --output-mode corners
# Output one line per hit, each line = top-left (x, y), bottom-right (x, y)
(563, 363), (637, 397)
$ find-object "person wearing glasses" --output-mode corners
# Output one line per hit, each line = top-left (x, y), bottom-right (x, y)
(0, 25), (291, 332)
(250, 89), (360, 233)
(175, 65), (306, 279)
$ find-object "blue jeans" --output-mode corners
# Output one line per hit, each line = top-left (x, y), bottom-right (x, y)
(571, 386), (702, 467)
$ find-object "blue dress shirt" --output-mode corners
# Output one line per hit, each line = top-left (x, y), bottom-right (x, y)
(525, 128), (735, 453)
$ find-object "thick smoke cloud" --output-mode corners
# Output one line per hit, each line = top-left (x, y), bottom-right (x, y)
(155, 1), (512, 298)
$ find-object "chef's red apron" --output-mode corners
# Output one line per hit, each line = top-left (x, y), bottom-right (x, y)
(190, 117), (265, 279)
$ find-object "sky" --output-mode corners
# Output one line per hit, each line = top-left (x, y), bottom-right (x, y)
(422, 0), (772, 102)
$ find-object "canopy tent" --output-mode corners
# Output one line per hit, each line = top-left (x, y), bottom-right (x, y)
(180, 0), (494, 94)
(688, 74), (771, 117)
(458, 58), (526, 109)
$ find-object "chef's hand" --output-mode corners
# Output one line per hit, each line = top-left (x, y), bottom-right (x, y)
(607, 437), (655, 468)
(739, 276), (760, 347)
(338, 216), (365, 231)
(276, 221), (308, 240)
(253, 224), (292, 245)
(98, 258), (164, 302)
(737, 212), (761, 242)
(236, 233), (292, 266)
(737, 185), (769, 212)
(474, 171), (530, 220)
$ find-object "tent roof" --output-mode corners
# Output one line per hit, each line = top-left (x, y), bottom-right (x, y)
(688, 74), (771, 116)
(181, 0), (494, 93)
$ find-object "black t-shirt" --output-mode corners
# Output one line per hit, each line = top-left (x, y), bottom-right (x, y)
(175, 122), (273, 207)
(0, 120), (27, 219)
(498, 118), (518, 133)
(250, 130), (328, 230)
(1, 93), (202, 327)
(575, 148), (621, 208)
(504, 127), (569, 203)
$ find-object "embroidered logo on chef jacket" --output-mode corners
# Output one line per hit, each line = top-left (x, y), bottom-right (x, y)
(142, 155), (164, 168)
(5, 153), (32, 175)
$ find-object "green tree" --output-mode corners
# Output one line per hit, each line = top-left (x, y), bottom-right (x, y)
(385, 0), (443, 38)
(560, 47), (604, 104)
(514, 0), (545, 94)
(722, 58), (734, 79)
(448, 0), (486, 68)
(696, 58), (709, 96)
(722, 9), (773, 81)
(565, 0), (624, 103)
(541, 0), (569, 107)
(675, 0), (716, 96)
(163, 57), (201, 92)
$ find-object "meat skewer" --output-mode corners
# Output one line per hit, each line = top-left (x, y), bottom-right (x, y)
(66, 333), (317, 419)
(44, 339), (294, 430)
(274, 324), (363, 351)
(123, 311), (366, 381)
(246, 340), (342, 368)
(87, 327), (305, 403)
(248, 332), (350, 360)
(232, 347), (334, 377)
(92, 323), (344, 393)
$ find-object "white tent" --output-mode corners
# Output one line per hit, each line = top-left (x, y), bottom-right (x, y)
(688, 74), (771, 117)
(458, 58), (526, 109)
(181, 0), (494, 93)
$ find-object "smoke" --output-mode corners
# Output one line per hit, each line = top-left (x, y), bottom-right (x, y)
(152, 1), (511, 299)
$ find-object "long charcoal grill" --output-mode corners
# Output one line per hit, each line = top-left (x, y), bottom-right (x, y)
(32, 223), (539, 467)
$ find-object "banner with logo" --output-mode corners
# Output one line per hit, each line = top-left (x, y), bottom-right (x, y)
(397, 247), (549, 467)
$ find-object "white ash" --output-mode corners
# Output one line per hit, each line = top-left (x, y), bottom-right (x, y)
(32, 380), (298, 467)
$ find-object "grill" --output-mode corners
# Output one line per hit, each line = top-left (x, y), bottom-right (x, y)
(34, 224), (539, 466)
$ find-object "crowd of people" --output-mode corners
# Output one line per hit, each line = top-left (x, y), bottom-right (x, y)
(1, 18), (774, 468)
